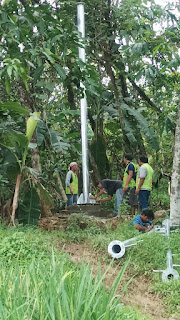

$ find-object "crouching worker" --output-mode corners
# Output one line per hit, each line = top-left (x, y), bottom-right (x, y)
(132, 209), (154, 232)
(90, 180), (123, 217)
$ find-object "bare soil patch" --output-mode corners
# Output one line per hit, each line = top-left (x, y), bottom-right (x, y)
(56, 241), (177, 320)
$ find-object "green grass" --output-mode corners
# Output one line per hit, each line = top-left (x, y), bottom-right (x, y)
(0, 224), (150, 320)
(150, 178), (170, 210)
(51, 214), (180, 318)
(0, 200), (180, 319)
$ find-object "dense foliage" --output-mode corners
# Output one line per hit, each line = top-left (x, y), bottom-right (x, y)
(0, 2), (179, 216)
(0, 1), (179, 318)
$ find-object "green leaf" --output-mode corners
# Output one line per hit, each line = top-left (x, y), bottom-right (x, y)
(28, 142), (37, 149)
(6, 163), (20, 179)
(18, 188), (41, 226)
(43, 48), (55, 63)
(51, 34), (64, 43)
(54, 63), (66, 80)
(21, 74), (29, 92)
(7, 65), (13, 78)
(27, 167), (41, 180)
(3, 150), (20, 179)
(0, 102), (30, 115)
(60, 109), (80, 116)
(123, 118), (137, 144)
(152, 43), (162, 57)
(5, 80), (11, 94)
(26, 112), (40, 142)
(33, 65), (44, 84)
(45, 82), (54, 91)
(121, 102), (159, 150)
(38, 18), (45, 34)
(36, 94), (47, 100)
(36, 121), (47, 146)
(2, 131), (28, 148)
(26, 60), (35, 69)
(2, 0), (11, 6)
(50, 129), (69, 153)
(37, 182), (53, 206)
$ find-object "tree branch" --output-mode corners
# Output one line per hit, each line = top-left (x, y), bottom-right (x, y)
(128, 77), (162, 113)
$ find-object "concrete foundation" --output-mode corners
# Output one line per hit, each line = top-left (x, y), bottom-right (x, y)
(66, 204), (113, 218)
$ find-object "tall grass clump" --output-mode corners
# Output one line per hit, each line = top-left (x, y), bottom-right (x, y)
(0, 225), (150, 320)
(0, 251), (148, 320)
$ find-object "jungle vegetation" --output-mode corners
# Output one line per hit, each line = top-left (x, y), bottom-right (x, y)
(0, 0), (179, 221)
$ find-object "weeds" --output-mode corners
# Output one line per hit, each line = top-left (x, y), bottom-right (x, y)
(0, 207), (179, 319)
(0, 225), (150, 320)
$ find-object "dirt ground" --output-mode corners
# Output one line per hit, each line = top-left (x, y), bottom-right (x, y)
(56, 241), (178, 320)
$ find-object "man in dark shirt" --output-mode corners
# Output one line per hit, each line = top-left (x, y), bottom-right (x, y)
(90, 180), (123, 217)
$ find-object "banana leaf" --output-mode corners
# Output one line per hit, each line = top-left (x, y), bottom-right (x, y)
(18, 188), (40, 226)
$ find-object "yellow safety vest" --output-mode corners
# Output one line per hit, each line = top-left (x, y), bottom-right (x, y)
(66, 171), (78, 194)
(136, 163), (153, 191)
(123, 162), (136, 188)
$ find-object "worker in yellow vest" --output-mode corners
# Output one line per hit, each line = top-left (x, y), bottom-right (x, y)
(65, 162), (78, 210)
(122, 154), (138, 217)
(135, 155), (153, 210)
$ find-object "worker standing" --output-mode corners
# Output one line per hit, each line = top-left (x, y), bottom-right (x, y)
(135, 156), (153, 210)
(122, 154), (138, 217)
(65, 162), (78, 210)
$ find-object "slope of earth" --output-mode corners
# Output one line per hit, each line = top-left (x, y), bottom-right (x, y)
(55, 241), (178, 320)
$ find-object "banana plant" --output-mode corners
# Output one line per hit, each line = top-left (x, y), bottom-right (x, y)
(0, 102), (40, 224)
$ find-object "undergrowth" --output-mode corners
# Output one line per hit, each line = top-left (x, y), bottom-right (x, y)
(51, 213), (180, 318)
(0, 195), (179, 319)
(0, 224), (150, 320)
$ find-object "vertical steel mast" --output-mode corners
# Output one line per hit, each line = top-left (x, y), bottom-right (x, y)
(77, 3), (89, 203)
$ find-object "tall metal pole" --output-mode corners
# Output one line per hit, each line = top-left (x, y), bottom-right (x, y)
(77, 2), (89, 203)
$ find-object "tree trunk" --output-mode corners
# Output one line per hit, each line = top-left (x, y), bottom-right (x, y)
(11, 173), (22, 225)
(31, 146), (42, 173)
(31, 146), (52, 217)
(104, 51), (126, 152)
(88, 149), (101, 184)
(170, 100), (180, 225)
(54, 169), (67, 202)
(118, 65), (147, 155)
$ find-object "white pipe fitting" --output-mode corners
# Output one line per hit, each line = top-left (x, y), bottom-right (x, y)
(162, 268), (179, 282)
(108, 240), (126, 259)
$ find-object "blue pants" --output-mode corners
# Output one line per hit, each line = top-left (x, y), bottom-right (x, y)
(114, 188), (123, 217)
(66, 194), (78, 207)
(138, 190), (151, 210)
